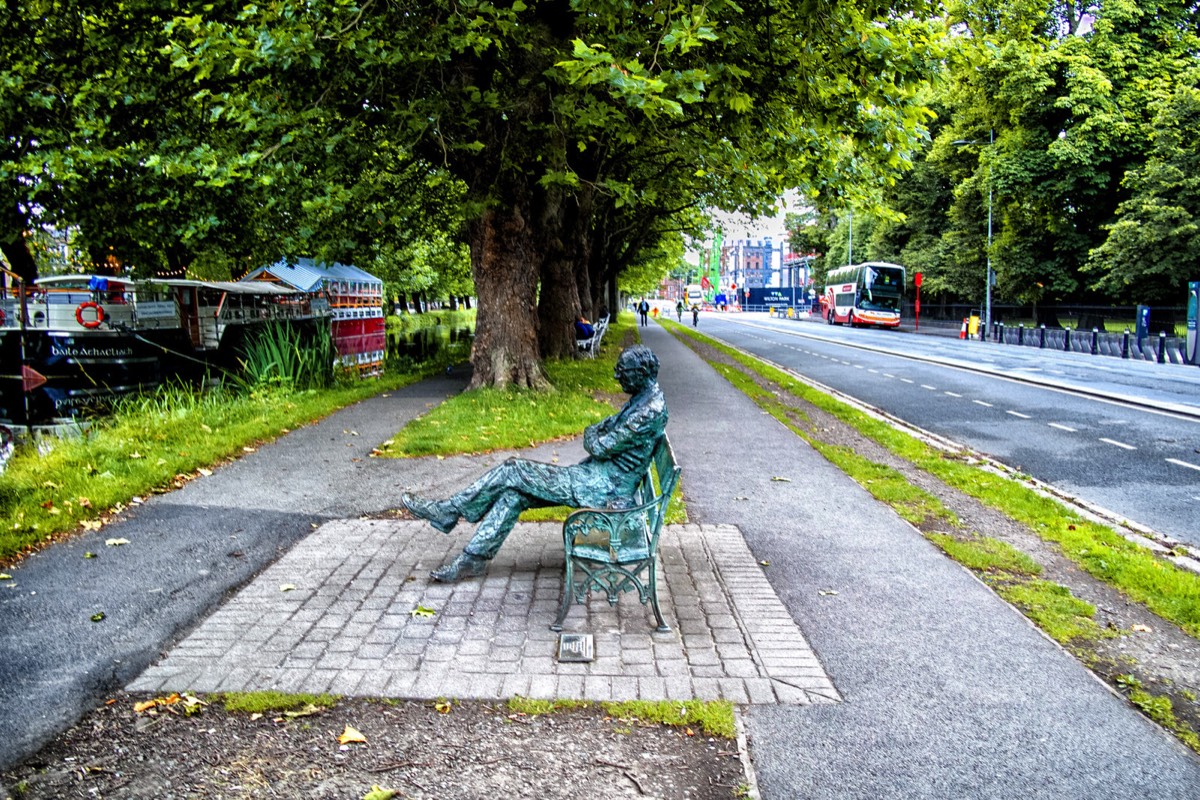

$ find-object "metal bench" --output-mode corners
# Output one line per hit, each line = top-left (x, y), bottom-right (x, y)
(551, 434), (680, 632)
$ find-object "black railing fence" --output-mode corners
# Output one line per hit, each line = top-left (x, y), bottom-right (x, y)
(901, 301), (1187, 336)
(984, 321), (1187, 364)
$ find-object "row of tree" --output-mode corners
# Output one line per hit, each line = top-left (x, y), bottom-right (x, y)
(789, 0), (1200, 312)
(3, 0), (943, 388)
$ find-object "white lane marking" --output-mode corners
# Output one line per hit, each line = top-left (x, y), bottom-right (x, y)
(1166, 458), (1200, 472)
(899, 378), (914, 384)
(973, 400), (993, 408)
(883, 373), (895, 378)
(944, 391), (963, 398)
(1099, 437), (1136, 450)
(1048, 423), (1077, 432)
(1006, 410), (1032, 419)
(868, 369), (879, 374)
(853, 364), (864, 369)
(921, 384), (938, 391)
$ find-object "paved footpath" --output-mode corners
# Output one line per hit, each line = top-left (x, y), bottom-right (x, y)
(4, 325), (1200, 797)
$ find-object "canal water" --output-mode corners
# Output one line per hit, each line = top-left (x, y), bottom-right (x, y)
(386, 323), (474, 373)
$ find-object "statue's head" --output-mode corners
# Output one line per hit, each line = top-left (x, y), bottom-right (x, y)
(615, 345), (659, 394)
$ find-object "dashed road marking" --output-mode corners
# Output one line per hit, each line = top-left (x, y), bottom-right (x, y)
(1048, 423), (1077, 432)
(1099, 437), (1136, 450)
(883, 373), (895, 378)
(921, 384), (938, 391)
(973, 400), (993, 408)
(853, 364), (864, 369)
(944, 391), (963, 398)
(899, 378), (914, 384)
(1166, 458), (1200, 472)
(1006, 410), (1032, 419)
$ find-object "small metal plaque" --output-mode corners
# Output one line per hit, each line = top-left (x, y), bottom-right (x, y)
(557, 633), (594, 663)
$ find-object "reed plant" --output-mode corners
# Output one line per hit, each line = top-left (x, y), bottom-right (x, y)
(238, 320), (336, 390)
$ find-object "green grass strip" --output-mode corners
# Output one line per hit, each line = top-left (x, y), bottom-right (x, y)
(381, 316), (634, 457)
(664, 321), (1200, 639)
(926, 533), (1042, 577)
(220, 691), (340, 714)
(0, 374), (425, 561)
(507, 697), (736, 739)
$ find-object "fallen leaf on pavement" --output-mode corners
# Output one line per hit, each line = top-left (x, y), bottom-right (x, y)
(0, 573), (11, 580)
(770, 476), (791, 482)
(362, 786), (398, 800)
(91, 612), (106, 622)
(338, 725), (368, 744)
(410, 605), (436, 618)
(818, 589), (839, 596)
(435, 700), (452, 714)
(197, 467), (213, 477)
(1132, 624), (1153, 633)
(105, 538), (130, 546)
(280, 584), (296, 592)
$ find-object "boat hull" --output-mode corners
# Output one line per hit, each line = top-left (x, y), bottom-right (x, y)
(0, 328), (188, 426)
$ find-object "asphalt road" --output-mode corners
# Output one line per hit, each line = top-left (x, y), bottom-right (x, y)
(693, 313), (1200, 546)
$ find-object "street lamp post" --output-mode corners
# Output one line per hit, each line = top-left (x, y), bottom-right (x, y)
(953, 130), (994, 338)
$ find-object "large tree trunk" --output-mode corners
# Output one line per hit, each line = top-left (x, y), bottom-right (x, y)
(1, 202), (38, 285)
(469, 206), (549, 390)
(537, 187), (582, 360)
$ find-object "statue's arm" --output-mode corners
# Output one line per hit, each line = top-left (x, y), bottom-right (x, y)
(585, 403), (659, 458)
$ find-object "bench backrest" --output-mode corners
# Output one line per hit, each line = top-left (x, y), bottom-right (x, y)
(637, 435), (680, 540)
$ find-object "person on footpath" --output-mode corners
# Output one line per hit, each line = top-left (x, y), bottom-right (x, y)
(637, 297), (650, 326)
(676, 299), (684, 322)
(691, 303), (700, 327)
(401, 345), (668, 582)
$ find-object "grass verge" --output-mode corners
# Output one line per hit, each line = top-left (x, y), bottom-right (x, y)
(219, 691), (340, 714)
(507, 697), (736, 739)
(0, 373), (429, 564)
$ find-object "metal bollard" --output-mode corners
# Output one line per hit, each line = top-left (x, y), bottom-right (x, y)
(1064, 327), (1071, 352)
(1039, 325), (1046, 349)
(1121, 329), (1130, 359)
(1091, 328), (1099, 356)
(1158, 331), (1167, 363)
(1018, 324), (1025, 346)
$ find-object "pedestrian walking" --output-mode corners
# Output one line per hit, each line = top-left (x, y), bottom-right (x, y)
(676, 300), (684, 322)
(691, 304), (700, 327)
(638, 298), (650, 327)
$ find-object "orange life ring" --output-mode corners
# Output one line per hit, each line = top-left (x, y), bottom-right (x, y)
(75, 301), (105, 328)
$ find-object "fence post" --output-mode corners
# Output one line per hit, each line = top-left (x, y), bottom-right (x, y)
(1158, 331), (1167, 364)
(1039, 325), (1046, 349)
(1018, 324), (1025, 346)
(1091, 328), (1099, 356)
(1064, 327), (1071, 352)
(1121, 329), (1130, 359)
(998, 321), (1005, 344)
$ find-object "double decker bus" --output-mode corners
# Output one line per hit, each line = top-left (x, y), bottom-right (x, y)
(821, 261), (905, 328)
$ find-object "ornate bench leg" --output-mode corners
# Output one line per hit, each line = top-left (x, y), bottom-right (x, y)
(649, 560), (670, 633)
(551, 559), (575, 631)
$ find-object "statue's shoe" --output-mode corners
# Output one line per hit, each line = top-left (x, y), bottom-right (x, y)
(400, 493), (459, 534)
(430, 552), (489, 582)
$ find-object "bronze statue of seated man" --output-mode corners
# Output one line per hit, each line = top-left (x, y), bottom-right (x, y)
(402, 343), (669, 582)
